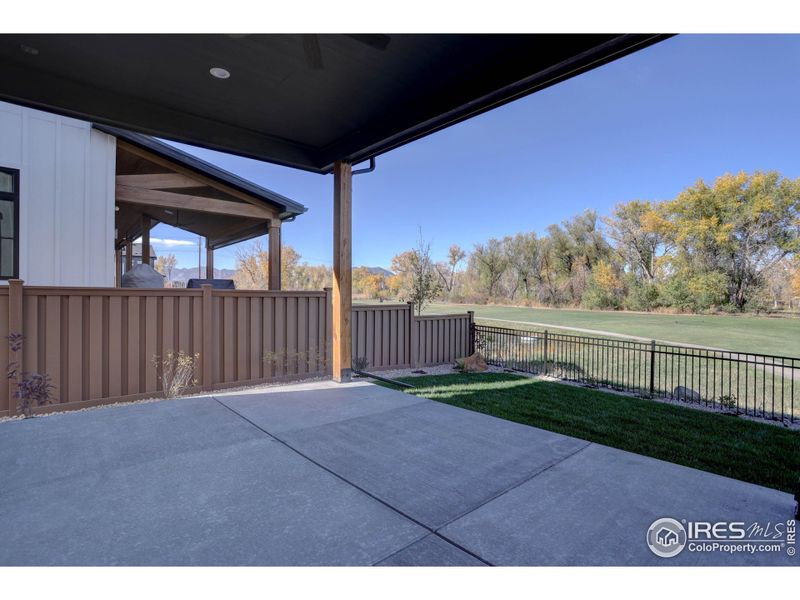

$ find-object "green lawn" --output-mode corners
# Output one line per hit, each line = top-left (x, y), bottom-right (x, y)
(425, 303), (800, 357)
(387, 372), (800, 493)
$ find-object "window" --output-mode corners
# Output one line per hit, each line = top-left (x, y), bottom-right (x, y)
(0, 167), (19, 279)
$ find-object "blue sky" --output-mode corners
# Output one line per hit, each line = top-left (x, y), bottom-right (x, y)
(152, 34), (800, 271)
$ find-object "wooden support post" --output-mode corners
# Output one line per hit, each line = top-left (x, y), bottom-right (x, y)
(141, 215), (151, 266)
(124, 239), (133, 272)
(7, 279), (23, 416)
(114, 247), (122, 287)
(201, 284), (213, 388)
(268, 220), (281, 290)
(332, 161), (352, 382)
(206, 238), (214, 280)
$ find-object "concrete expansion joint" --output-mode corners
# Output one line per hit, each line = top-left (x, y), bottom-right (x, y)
(213, 395), (496, 565)
(213, 394), (593, 567)
(433, 440), (593, 534)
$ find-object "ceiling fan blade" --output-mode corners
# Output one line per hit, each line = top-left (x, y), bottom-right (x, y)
(346, 34), (391, 51)
(302, 34), (324, 69)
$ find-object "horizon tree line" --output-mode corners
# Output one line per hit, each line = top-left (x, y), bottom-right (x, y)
(166, 170), (800, 314)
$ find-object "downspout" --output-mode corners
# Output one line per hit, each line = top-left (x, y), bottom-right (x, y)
(352, 157), (376, 176)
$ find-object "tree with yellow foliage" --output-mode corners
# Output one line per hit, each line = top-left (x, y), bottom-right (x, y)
(658, 171), (800, 310)
(233, 241), (330, 290)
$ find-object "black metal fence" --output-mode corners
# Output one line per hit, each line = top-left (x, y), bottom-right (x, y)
(473, 324), (798, 423)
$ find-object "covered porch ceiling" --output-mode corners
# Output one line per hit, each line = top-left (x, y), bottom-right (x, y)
(0, 34), (670, 173)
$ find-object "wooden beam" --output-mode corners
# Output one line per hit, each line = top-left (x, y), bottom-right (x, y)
(117, 140), (283, 214)
(268, 220), (281, 291)
(116, 173), (205, 189)
(116, 184), (278, 220)
(332, 161), (352, 382)
(124, 239), (133, 272)
(141, 215), (151, 265)
(206, 238), (214, 279)
(115, 247), (122, 286)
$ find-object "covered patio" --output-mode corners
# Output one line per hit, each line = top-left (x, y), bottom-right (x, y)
(0, 380), (793, 566)
(0, 33), (670, 382)
(105, 127), (307, 289)
(6, 33), (794, 567)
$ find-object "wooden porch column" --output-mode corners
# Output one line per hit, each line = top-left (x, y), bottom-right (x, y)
(205, 238), (214, 279)
(332, 161), (352, 382)
(124, 239), (133, 272)
(114, 246), (122, 286)
(268, 220), (281, 290)
(141, 215), (151, 266)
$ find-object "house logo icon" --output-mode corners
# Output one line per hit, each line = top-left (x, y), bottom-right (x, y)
(647, 518), (687, 558)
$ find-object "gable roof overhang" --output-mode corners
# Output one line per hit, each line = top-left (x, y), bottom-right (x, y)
(98, 125), (307, 219)
(111, 130), (302, 249)
(0, 34), (672, 174)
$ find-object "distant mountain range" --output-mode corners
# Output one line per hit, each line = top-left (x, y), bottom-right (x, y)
(361, 266), (393, 277)
(169, 267), (236, 282)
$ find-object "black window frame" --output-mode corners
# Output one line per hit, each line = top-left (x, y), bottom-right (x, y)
(0, 166), (20, 280)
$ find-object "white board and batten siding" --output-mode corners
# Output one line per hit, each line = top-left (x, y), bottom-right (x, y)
(0, 101), (116, 287)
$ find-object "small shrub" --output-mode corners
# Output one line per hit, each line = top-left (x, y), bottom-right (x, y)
(473, 329), (488, 354)
(717, 394), (738, 412)
(352, 356), (369, 372)
(153, 350), (199, 398)
(6, 333), (56, 417)
(263, 349), (326, 374)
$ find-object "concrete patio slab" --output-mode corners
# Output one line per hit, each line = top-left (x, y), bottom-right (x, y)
(216, 380), (427, 434)
(440, 443), (797, 566)
(0, 435), (424, 566)
(279, 400), (589, 529)
(0, 397), (265, 495)
(1, 380), (795, 566)
(376, 534), (486, 566)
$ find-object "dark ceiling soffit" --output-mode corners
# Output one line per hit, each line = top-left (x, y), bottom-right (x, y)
(1, 34), (672, 174)
(0, 58), (320, 173)
(209, 221), (272, 250)
(332, 34), (672, 169)
(97, 124), (308, 218)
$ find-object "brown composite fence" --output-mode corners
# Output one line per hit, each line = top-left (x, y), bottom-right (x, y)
(351, 302), (473, 371)
(1, 282), (473, 417)
(0, 281), (332, 417)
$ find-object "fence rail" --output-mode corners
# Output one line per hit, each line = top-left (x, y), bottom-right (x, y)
(474, 324), (798, 422)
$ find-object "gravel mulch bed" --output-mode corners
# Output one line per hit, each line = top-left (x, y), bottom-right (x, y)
(0, 376), (329, 424)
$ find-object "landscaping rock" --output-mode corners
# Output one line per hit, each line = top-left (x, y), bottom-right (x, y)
(457, 352), (489, 373)
(673, 385), (701, 402)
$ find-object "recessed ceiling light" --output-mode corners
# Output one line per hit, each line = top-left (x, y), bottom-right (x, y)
(209, 67), (231, 80)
